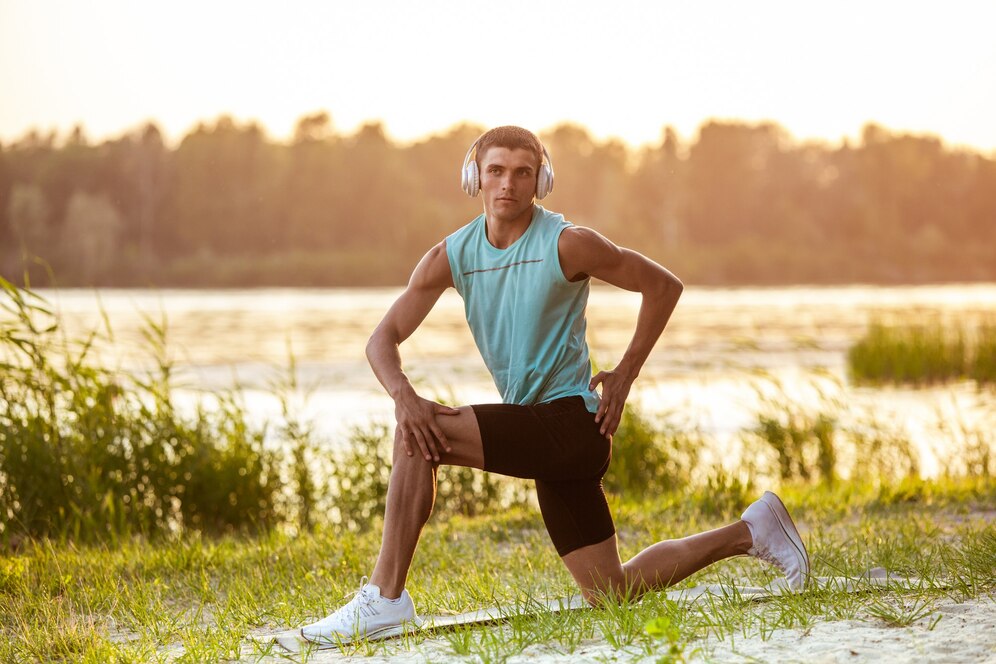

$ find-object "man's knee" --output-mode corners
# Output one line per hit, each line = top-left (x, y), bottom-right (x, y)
(576, 569), (628, 606)
(562, 537), (627, 604)
(389, 408), (485, 470)
(391, 429), (434, 468)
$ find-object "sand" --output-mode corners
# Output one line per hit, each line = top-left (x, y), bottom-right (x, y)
(693, 594), (996, 663)
(249, 592), (996, 663)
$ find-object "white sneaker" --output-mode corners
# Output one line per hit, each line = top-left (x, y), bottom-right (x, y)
(300, 577), (419, 645)
(741, 491), (810, 591)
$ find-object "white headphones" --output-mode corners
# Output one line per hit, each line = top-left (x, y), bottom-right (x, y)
(460, 135), (555, 199)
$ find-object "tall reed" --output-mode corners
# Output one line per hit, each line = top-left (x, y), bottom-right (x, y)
(970, 324), (996, 384)
(738, 375), (844, 486)
(0, 278), (281, 541)
(848, 318), (996, 386)
(604, 406), (699, 496)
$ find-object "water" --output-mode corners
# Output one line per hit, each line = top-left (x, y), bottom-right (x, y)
(18, 284), (996, 477)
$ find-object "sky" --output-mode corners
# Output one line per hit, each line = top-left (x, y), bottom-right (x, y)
(2, 0), (995, 152)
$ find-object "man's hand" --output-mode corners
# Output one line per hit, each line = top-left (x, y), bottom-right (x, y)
(394, 389), (461, 462)
(589, 367), (636, 437)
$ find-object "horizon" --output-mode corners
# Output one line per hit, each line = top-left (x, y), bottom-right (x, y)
(1, 112), (987, 157)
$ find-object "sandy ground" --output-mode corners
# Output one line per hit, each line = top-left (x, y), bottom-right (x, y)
(246, 592), (996, 663)
(693, 594), (996, 663)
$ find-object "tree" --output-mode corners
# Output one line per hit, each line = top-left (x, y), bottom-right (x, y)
(169, 116), (284, 255)
(627, 126), (686, 252)
(60, 190), (123, 284)
(336, 122), (426, 254)
(128, 123), (169, 269)
(293, 111), (333, 144)
(7, 182), (51, 259)
(282, 112), (345, 250)
(538, 123), (630, 242)
(683, 121), (790, 245)
(0, 147), (12, 250)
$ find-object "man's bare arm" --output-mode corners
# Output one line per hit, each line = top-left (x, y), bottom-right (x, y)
(559, 226), (684, 437)
(366, 241), (459, 461)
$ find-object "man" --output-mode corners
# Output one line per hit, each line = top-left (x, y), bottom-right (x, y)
(301, 126), (809, 644)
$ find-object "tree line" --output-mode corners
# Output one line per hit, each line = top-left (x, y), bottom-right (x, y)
(1, 113), (994, 287)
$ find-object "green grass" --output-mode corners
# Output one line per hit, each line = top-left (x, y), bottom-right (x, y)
(0, 479), (992, 662)
(3, 280), (996, 660)
(972, 324), (996, 384)
(848, 318), (996, 386)
(0, 277), (288, 540)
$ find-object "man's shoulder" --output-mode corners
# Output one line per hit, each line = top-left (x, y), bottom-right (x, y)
(557, 225), (618, 281)
(557, 224), (604, 251)
(410, 240), (454, 291)
(429, 214), (485, 291)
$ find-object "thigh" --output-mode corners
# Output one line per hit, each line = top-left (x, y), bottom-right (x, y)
(416, 396), (606, 474)
(472, 396), (611, 480)
(428, 406), (486, 470)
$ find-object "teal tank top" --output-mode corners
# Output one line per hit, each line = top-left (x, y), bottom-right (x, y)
(445, 205), (600, 413)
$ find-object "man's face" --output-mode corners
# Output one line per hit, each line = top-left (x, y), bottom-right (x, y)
(478, 146), (540, 222)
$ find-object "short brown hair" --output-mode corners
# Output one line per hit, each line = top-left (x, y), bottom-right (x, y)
(475, 126), (543, 170)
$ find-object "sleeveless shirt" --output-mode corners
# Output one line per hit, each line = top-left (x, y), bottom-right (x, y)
(445, 205), (600, 413)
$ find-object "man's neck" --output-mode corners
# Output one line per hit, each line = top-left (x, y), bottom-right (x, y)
(484, 204), (535, 250)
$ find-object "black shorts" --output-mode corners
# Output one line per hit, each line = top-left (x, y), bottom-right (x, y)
(471, 395), (615, 557)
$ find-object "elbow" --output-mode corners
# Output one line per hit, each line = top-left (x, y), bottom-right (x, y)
(365, 330), (381, 364)
(669, 273), (684, 297)
(658, 270), (683, 303)
(366, 325), (398, 363)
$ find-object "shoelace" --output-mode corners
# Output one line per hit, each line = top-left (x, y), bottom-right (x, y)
(335, 576), (381, 624)
(752, 545), (788, 575)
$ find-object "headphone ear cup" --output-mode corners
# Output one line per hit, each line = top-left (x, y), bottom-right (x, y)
(463, 160), (480, 197)
(536, 163), (554, 199)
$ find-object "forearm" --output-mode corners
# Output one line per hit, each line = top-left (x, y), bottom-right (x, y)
(616, 275), (683, 380)
(363, 244), (451, 408)
(366, 332), (417, 401)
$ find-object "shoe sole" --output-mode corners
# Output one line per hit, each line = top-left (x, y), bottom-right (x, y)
(760, 491), (810, 587)
(300, 619), (420, 647)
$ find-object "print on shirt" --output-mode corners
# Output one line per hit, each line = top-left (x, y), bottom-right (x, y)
(463, 259), (544, 278)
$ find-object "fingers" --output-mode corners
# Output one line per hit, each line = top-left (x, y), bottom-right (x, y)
(591, 371), (608, 425)
(595, 386), (612, 427)
(590, 369), (632, 436)
(589, 371), (607, 390)
(411, 427), (438, 462)
(401, 426), (442, 462)
(397, 398), (460, 463)
(429, 423), (452, 454)
(603, 400), (624, 437)
(435, 404), (461, 416)
(595, 397), (622, 437)
(397, 427), (414, 457)
(597, 393), (612, 434)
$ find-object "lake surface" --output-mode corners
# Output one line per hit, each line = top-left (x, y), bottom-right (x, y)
(15, 284), (996, 477)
